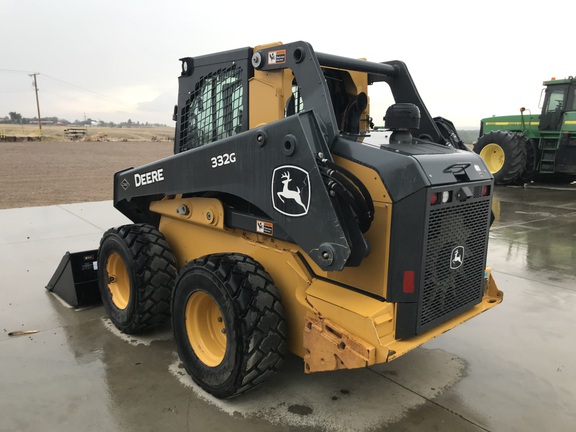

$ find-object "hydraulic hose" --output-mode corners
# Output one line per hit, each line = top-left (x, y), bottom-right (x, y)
(319, 159), (374, 233)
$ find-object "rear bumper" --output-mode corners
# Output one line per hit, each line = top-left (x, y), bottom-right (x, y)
(304, 268), (502, 372)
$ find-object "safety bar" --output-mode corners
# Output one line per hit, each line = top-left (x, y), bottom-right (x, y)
(316, 52), (397, 77)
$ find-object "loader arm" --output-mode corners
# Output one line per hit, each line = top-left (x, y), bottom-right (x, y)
(114, 110), (367, 271)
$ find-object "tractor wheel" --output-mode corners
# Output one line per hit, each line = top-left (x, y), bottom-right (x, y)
(172, 253), (288, 399)
(516, 134), (538, 184)
(474, 131), (527, 185)
(97, 224), (177, 334)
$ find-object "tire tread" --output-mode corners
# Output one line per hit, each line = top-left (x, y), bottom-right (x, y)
(99, 223), (177, 333)
(474, 130), (527, 185)
(175, 253), (288, 398)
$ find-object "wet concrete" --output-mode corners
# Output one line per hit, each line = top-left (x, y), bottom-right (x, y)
(1, 186), (575, 432)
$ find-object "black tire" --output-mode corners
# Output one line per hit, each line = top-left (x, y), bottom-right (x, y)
(172, 253), (288, 399)
(97, 223), (177, 334)
(474, 131), (527, 185)
(515, 134), (538, 184)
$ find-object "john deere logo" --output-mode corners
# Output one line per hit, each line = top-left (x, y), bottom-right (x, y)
(271, 165), (310, 217)
(450, 246), (464, 270)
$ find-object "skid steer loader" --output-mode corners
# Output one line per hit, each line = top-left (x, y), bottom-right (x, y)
(96, 41), (502, 398)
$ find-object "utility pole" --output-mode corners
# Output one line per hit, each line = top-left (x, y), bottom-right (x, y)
(29, 73), (42, 137)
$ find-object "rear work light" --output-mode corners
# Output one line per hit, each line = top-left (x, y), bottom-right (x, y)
(430, 191), (451, 205)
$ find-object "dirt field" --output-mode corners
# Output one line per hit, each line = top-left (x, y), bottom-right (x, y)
(0, 125), (175, 142)
(0, 140), (174, 209)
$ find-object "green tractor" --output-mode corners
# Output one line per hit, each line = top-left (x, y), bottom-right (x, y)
(474, 77), (576, 185)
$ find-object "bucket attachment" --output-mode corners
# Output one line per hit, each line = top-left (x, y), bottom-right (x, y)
(46, 250), (102, 307)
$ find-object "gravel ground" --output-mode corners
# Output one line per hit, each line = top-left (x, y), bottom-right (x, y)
(0, 141), (173, 209)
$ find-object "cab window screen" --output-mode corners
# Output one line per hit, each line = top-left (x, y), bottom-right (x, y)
(179, 66), (243, 152)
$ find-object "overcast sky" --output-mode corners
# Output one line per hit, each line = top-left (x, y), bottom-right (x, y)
(2, 0), (575, 128)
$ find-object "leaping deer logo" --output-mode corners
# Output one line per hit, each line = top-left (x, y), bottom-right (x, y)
(272, 166), (311, 217)
(452, 250), (462, 265)
(277, 172), (307, 211)
(450, 246), (464, 269)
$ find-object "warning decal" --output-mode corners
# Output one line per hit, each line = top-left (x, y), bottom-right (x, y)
(256, 220), (274, 236)
(268, 50), (286, 65)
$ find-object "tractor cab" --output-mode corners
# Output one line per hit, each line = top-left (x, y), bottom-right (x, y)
(539, 77), (576, 131)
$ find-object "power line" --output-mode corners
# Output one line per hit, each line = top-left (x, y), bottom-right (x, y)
(41, 73), (164, 113)
(41, 73), (129, 105)
(1, 69), (166, 115)
(0, 68), (35, 74)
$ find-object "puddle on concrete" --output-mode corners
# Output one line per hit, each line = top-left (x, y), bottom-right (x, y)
(101, 318), (172, 346)
(168, 348), (466, 432)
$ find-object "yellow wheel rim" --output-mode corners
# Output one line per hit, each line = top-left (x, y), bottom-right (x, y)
(480, 143), (505, 174)
(185, 291), (226, 367)
(105, 252), (130, 310)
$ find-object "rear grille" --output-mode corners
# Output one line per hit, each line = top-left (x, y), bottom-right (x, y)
(417, 198), (490, 333)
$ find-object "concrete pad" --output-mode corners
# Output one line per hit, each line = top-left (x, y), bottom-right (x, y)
(1, 187), (576, 431)
(0, 202), (129, 332)
(489, 187), (576, 290)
